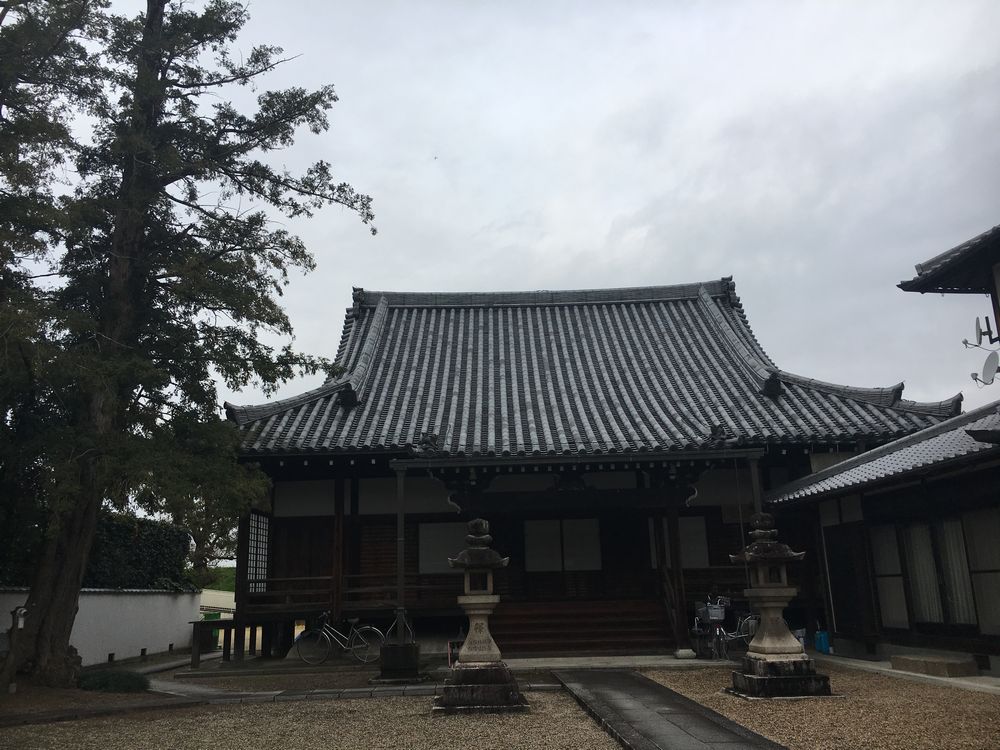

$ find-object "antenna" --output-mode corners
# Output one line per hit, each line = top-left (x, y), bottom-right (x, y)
(972, 350), (1000, 386)
(976, 317), (1000, 346)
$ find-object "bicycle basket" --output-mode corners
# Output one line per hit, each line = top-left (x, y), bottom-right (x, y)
(705, 604), (726, 622)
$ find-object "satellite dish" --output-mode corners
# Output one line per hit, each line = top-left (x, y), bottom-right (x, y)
(982, 350), (999, 385)
(977, 318), (985, 346)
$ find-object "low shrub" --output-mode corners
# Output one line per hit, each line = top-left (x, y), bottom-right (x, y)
(78, 669), (150, 693)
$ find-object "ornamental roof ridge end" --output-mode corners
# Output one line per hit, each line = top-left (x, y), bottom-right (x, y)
(224, 297), (390, 424)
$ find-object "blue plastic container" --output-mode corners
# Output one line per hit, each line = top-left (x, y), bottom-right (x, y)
(814, 630), (830, 654)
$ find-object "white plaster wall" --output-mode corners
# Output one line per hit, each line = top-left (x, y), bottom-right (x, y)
(487, 474), (555, 493)
(358, 477), (455, 514)
(273, 479), (336, 516)
(0, 589), (199, 666)
(582, 471), (636, 489)
(810, 451), (855, 474)
(690, 468), (753, 507)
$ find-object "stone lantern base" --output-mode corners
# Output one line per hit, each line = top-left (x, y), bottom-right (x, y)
(432, 662), (529, 714)
(731, 655), (831, 698)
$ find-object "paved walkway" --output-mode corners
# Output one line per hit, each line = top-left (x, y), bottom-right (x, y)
(556, 669), (783, 750)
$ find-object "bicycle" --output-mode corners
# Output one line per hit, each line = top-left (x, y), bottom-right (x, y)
(692, 596), (759, 660)
(295, 611), (385, 665)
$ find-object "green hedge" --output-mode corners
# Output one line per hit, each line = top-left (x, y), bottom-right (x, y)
(79, 669), (150, 692)
(82, 512), (192, 590)
(204, 566), (236, 592)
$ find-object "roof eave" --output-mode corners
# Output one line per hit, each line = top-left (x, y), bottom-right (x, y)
(768, 446), (1000, 506)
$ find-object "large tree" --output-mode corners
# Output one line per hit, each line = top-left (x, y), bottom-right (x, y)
(0, 0), (373, 688)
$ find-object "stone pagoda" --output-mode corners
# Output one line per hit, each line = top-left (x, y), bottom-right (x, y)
(729, 513), (831, 698)
(432, 518), (529, 713)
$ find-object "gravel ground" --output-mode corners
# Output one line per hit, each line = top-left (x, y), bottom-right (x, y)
(644, 663), (1000, 750)
(0, 693), (616, 750)
(0, 684), (167, 717)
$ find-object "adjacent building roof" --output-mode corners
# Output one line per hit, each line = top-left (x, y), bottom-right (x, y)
(898, 224), (1000, 295)
(226, 278), (961, 457)
(768, 401), (1000, 505)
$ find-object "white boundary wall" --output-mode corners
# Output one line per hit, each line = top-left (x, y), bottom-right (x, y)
(0, 588), (199, 667)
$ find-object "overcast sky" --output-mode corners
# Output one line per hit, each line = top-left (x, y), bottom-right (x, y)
(212, 0), (1000, 414)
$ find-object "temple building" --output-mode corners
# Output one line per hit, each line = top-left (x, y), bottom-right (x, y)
(224, 277), (960, 659)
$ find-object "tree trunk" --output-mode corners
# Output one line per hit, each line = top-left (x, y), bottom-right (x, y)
(0, 461), (103, 689)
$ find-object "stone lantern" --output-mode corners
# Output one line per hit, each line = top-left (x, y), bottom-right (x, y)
(729, 513), (830, 697)
(432, 518), (528, 713)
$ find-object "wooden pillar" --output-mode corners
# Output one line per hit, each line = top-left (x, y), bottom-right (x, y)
(332, 477), (345, 619)
(348, 478), (361, 575)
(748, 458), (763, 515)
(260, 623), (274, 659)
(665, 495), (692, 651)
(394, 468), (407, 644)
(652, 512), (667, 570)
(232, 512), (250, 662)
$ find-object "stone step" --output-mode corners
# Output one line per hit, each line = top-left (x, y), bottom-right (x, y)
(493, 626), (669, 639)
(489, 599), (674, 654)
(490, 617), (670, 632)
(890, 654), (978, 678)
(496, 599), (663, 615)
(497, 638), (673, 658)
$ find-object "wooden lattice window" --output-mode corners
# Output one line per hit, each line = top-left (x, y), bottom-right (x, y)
(248, 512), (270, 593)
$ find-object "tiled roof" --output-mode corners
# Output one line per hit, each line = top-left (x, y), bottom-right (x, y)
(768, 402), (1000, 504)
(225, 278), (961, 457)
(898, 224), (1000, 295)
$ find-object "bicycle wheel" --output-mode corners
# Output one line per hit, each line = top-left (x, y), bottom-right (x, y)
(736, 614), (759, 646)
(349, 625), (385, 663)
(296, 628), (332, 665)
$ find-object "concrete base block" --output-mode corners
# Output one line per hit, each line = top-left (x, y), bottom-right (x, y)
(673, 648), (697, 660)
(432, 662), (530, 714)
(378, 643), (421, 681)
(731, 655), (831, 698)
(731, 670), (832, 698)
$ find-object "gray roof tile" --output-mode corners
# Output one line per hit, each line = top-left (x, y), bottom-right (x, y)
(769, 401), (1000, 504)
(226, 278), (961, 457)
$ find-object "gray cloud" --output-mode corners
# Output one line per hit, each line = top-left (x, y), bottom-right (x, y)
(203, 0), (1000, 413)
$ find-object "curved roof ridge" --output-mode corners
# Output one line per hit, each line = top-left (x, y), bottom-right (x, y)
(224, 379), (347, 426)
(894, 393), (964, 418)
(337, 295), (389, 408)
(768, 400), (1000, 504)
(776, 371), (904, 407)
(226, 296), (390, 423)
(717, 276), (777, 367)
(350, 279), (734, 308)
(695, 285), (782, 397)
